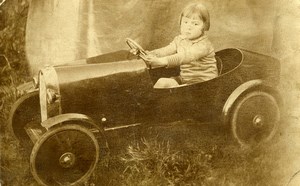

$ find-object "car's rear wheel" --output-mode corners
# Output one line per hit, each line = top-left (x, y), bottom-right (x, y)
(30, 124), (99, 186)
(231, 91), (280, 148)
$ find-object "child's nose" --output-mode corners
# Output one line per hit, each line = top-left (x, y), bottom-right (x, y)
(187, 24), (192, 30)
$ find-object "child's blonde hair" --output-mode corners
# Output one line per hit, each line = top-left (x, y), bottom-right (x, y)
(180, 3), (210, 31)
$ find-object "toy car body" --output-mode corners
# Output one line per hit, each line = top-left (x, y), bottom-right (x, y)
(9, 48), (282, 185)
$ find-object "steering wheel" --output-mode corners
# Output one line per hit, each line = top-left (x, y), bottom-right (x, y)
(126, 38), (147, 60)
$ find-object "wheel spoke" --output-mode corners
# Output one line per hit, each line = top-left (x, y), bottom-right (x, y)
(231, 91), (280, 147)
(30, 124), (99, 186)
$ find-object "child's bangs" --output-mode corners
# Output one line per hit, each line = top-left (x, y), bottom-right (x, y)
(182, 7), (202, 20)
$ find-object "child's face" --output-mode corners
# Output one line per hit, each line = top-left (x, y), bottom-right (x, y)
(180, 16), (204, 40)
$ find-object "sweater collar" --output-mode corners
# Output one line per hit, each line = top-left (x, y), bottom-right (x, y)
(179, 34), (207, 43)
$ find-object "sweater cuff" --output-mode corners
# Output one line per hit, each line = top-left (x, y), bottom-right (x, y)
(166, 54), (182, 68)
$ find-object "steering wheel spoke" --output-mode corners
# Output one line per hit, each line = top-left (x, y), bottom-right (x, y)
(126, 38), (151, 68)
(126, 38), (147, 56)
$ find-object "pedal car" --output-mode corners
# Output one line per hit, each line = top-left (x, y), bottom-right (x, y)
(9, 39), (282, 185)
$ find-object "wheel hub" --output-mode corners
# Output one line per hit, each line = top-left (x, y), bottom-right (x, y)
(253, 115), (264, 128)
(59, 152), (75, 168)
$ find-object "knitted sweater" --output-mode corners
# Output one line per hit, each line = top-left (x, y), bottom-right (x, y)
(152, 35), (218, 84)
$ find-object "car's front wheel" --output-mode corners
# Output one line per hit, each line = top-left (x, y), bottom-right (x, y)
(30, 124), (99, 186)
(230, 91), (280, 148)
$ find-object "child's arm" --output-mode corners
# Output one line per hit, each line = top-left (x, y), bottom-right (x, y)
(146, 42), (212, 68)
(145, 55), (168, 68)
(164, 40), (214, 68)
(150, 40), (177, 57)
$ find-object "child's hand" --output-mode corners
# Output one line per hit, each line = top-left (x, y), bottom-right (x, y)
(145, 55), (167, 68)
(130, 49), (150, 57)
(145, 52), (156, 58)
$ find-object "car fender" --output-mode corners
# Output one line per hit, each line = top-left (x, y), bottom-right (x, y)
(41, 113), (108, 149)
(222, 79), (282, 125)
(9, 90), (40, 142)
(41, 113), (103, 131)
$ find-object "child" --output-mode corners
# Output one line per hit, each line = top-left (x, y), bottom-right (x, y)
(146, 2), (218, 88)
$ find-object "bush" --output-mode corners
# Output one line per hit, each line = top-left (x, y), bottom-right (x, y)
(0, 0), (30, 127)
(0, 0), (29, 81)
(0, 2), (32, 185)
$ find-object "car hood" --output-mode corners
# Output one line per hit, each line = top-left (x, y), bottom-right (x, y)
(54, 59), (146, 85)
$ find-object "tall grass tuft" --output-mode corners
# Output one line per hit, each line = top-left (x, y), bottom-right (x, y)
(0, 55), (27, 125)
(121, 138), (213, 186)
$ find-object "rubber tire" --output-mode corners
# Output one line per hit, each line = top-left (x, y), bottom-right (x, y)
(30, 124), (99, 186)
(231, 91), (280, 148)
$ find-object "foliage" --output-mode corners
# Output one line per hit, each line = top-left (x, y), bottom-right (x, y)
(0, 1), (31, 185)
(0, 0), (30, 84)
(0, 0), (29, 79)
(0, 0), (30, 121)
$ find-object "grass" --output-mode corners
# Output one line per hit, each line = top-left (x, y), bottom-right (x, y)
(82, 119), (290, 186)
(0, 54), (34, 185)
(120, 138), (212, 185)
(0, 91), (35, 186)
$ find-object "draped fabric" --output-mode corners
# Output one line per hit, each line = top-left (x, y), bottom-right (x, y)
(26, 0), (300, 76)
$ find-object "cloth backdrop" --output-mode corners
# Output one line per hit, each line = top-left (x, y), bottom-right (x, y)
(26, 0), (300, 76)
